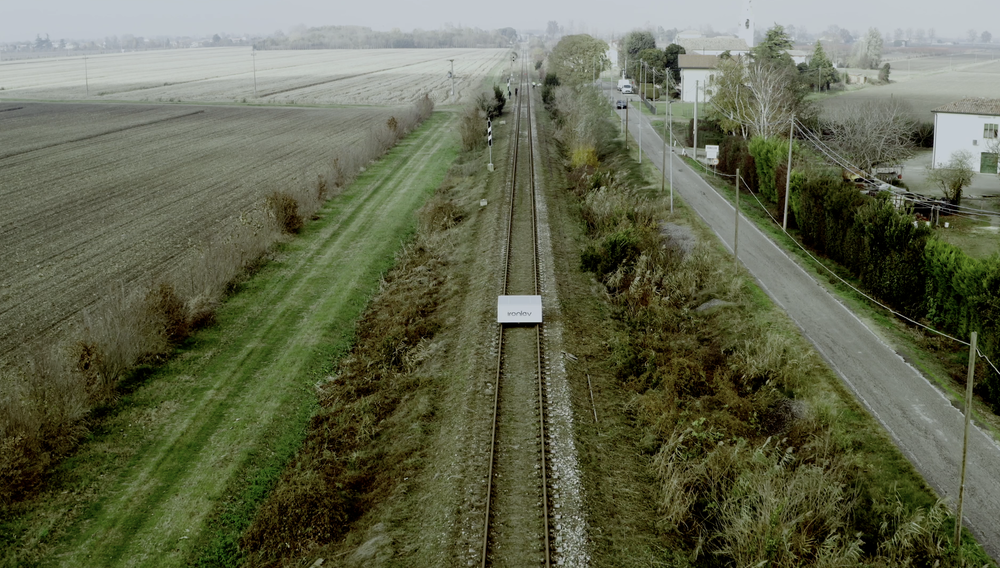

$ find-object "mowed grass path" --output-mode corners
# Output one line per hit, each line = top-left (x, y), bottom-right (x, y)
(37, 112), (456, 567)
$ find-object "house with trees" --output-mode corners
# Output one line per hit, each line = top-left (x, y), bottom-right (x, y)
(932, 98), (1000, 175)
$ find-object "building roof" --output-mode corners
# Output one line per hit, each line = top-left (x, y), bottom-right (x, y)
(675, 36), (750, 53)
(932, 98), (1000, 116)
(678, 54), (720, 69)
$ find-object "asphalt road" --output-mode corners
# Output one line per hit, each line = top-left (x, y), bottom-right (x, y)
(611, 85), (1000, 559)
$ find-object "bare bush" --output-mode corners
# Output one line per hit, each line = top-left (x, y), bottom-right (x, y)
(144, 283), (190, 346)
(266, 191), (304, 234)
(459, 104), (487, 151)
(0, 348), (88, 506)
(926, 150), (976, 205)
(826, 99), (915, 173)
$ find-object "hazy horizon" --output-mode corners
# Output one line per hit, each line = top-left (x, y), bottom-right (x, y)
(2, 0), (995, 45)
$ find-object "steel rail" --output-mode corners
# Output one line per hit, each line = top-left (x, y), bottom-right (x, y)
(481, 55), (551, 568)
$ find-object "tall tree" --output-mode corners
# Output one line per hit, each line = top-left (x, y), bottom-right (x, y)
(983, 31), (993, 44)
(808, 41), (837, 90)
(546, 21), (561, 39)
(664, 43), (686, 83)
(752, 25), (794, 67)
(710, 58), (811, 139)
(619, 30), (656, 77)
(549, 35), (610, 86)
(853, 27), (883, 69)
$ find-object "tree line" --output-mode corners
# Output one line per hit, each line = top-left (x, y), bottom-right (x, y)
(256, 25), (517, 50)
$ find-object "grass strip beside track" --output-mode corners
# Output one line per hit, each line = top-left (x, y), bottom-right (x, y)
(2, 111), (457, 568)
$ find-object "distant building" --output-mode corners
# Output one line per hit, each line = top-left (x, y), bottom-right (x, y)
(932, 98), (1000, 174)
(738, 0), (755, 48)
(675, 36), (751, 57)
(678, 54), (720, 103)
(787, 50), (809, 65)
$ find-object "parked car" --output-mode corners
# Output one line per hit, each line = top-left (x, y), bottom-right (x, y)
(615, 100), (628, 109)
(621, 84), (634, 94)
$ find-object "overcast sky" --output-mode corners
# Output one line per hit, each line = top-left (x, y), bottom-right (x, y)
(2, 0), (995, 43)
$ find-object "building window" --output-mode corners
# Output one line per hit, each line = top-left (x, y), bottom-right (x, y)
(986, 123), (999, 139)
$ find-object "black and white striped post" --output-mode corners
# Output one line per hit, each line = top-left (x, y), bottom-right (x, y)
(487, 118), (494, 171)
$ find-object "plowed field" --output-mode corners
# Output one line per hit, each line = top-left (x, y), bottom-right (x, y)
(0, 102), (396, 357)
(0, 47), (509, 105)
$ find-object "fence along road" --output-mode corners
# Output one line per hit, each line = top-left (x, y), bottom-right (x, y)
(617, 89), (1000, 560)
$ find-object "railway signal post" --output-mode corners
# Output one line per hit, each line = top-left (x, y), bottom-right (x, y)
(487, 118), (494, 171)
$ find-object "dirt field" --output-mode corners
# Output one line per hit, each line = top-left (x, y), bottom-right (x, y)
(0, 102), (400, 358)
(818, 51), (1000, 122)
(0, 47), (509, 106)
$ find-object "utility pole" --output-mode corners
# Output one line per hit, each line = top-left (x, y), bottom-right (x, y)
(735, 168), (740, 268)
(448, 59), (455, 98)
(783, 114), (794, 231)
(251, 48), (257, 96)
(638, 61), (644, 163)
(669, 98), (674, 213)
(83, 55), (89, 97)
(954, 331), (978, 549)
(661, 99), (667, 195)
(693, 80), (699, 162)
(625, 103), (628, 151)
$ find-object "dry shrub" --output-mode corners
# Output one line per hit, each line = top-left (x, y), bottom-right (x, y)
(459, 104), (486, 151)
(421, 196), (465, 232)
(144, 283), (190, 346)
(315, 174), (329, 203)
(178, 208), (273, 302)
(266, 191), (304, 235)
(78, 287), (158, 388)
(570, 145), (599, 169)
(0, 348), (88, 506)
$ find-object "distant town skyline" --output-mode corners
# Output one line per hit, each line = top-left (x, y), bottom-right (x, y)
(2, 0), (995, 45)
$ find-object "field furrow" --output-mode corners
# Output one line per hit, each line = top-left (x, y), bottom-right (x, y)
(0, 47), (509, 106)
(0, 103), (398, 356)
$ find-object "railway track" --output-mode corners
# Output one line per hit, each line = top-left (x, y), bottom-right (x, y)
(480, 60), (553, 568)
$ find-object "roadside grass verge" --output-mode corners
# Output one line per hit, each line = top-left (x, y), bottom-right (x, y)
(0, 109), (454, 568)
(558, 85), (993, 565)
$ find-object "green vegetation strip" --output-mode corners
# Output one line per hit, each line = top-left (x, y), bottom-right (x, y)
(2, 112), (457, 568)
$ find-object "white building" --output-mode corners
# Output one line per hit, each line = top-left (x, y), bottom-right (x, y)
(738, 0), (755, 48)
(678, 54), (720, 103)
(931, 98), (1000, 174)
(674, 36), (751, 57)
